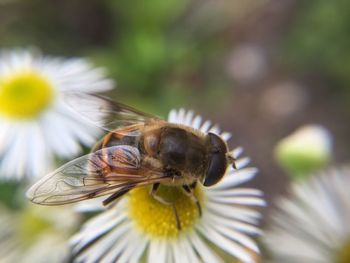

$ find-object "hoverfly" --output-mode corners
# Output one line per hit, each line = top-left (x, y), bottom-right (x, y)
(26, 93), (236, 229)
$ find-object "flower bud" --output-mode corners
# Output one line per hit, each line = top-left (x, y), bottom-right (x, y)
(275, 125), (333, 179)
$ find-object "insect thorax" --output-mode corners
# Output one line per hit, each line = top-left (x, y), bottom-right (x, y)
(157, 126), (208, 180)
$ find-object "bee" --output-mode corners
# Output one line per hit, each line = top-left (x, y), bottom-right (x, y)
(26, 93), (236, 229)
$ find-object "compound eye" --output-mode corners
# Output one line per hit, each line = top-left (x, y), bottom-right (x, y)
(204, 152), (227, 186)
(203, 133), (228, 186)
(144, 132), (160, 156)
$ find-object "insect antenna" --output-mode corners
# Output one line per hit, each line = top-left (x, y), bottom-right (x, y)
(226, 153), (237, 169)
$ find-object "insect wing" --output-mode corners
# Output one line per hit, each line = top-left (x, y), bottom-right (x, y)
(26, 145), (164, 205)
(64, 92), (161, 133)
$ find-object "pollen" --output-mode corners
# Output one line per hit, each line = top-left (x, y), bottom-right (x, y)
(0, 71), (54, 119)
(128, 185), (204, 239)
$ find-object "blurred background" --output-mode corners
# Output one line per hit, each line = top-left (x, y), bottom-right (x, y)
(0, 0), (350, 260)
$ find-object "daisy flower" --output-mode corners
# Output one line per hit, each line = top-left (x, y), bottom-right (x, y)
(71, 109), (266, 263)
(0, 204), (80, 263)
(264, 166), (350, 263)
(0, 48), (114, 180)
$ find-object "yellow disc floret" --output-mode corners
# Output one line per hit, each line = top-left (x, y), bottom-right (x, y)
(128, 185), (204, 239)
(0, 71), (54, 119)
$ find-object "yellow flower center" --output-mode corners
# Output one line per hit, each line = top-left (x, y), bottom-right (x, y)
(0, 71), (54, 119)
(336, 239), (350, 263)
(128, 185), (204, 239)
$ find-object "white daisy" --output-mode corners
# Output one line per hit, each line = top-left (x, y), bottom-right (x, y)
(0, 204), (80, 263)
(0, 48), (114, 180)
(264, 166), (350, 263)
(71, 109), (266, 263)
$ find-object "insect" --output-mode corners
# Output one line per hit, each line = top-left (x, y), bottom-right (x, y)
(26, 93), (236, 229)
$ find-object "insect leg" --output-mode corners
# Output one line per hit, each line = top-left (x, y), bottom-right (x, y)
(182, 184), (202, 217)
(102, 186), (133, 207)
(150, 183), (182, 230)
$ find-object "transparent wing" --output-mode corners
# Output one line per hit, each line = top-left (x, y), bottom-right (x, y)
(64, 92), (161, 133)
(26, 145), (168, 205)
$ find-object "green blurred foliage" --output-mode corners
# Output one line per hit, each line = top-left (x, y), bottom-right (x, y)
(0, 182), (15, 204)
(95, 0), (230, 111)
(0, 181), (23, 209)
(0, 0), (231, 114)
(0, 0), (112, 53)
(283, 1), (350, 93)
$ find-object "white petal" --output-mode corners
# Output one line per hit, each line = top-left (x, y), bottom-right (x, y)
(209, 196), (266, 207)
(207, 213), (262, 235)
(208, 125), (221, 135)
(148, 240), (167, 263)
(198, 223), (254, 263)
(210, 223), (260, 253)
(26, 123), (52, 178)
(214, 168), (258, 189)
(0, 124), (28, 179)
(200, 120), (211, 133)
(207, 188), (264, 198)
(235, 157), (251, 169)
(205, 202), (261, 225)
(128, 237), (148, 263)
(232, 147), (243, 158)
(220, 132), (232, 141)
(41, 111), (82, 157)
(168, 109), (178, 123)
(61, 116), (97, 146)
(191, 115), (202, 129)
(74, 197), (106, 213)
(76, 222), (130, 263)
(189, 233), (223, 263)
(177, 108), (186, 124)
(101, 223), (135, 263)
(115, 229), (144, 262)
(48, 58), (114, 93)
(182, 237), (200, 263)
(165, 242), (173, 263)
(0, 120), (14, 155)
(71, 207), (126, 249)
(172, 240), (188, 263)
(184, 110), (194, 126)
